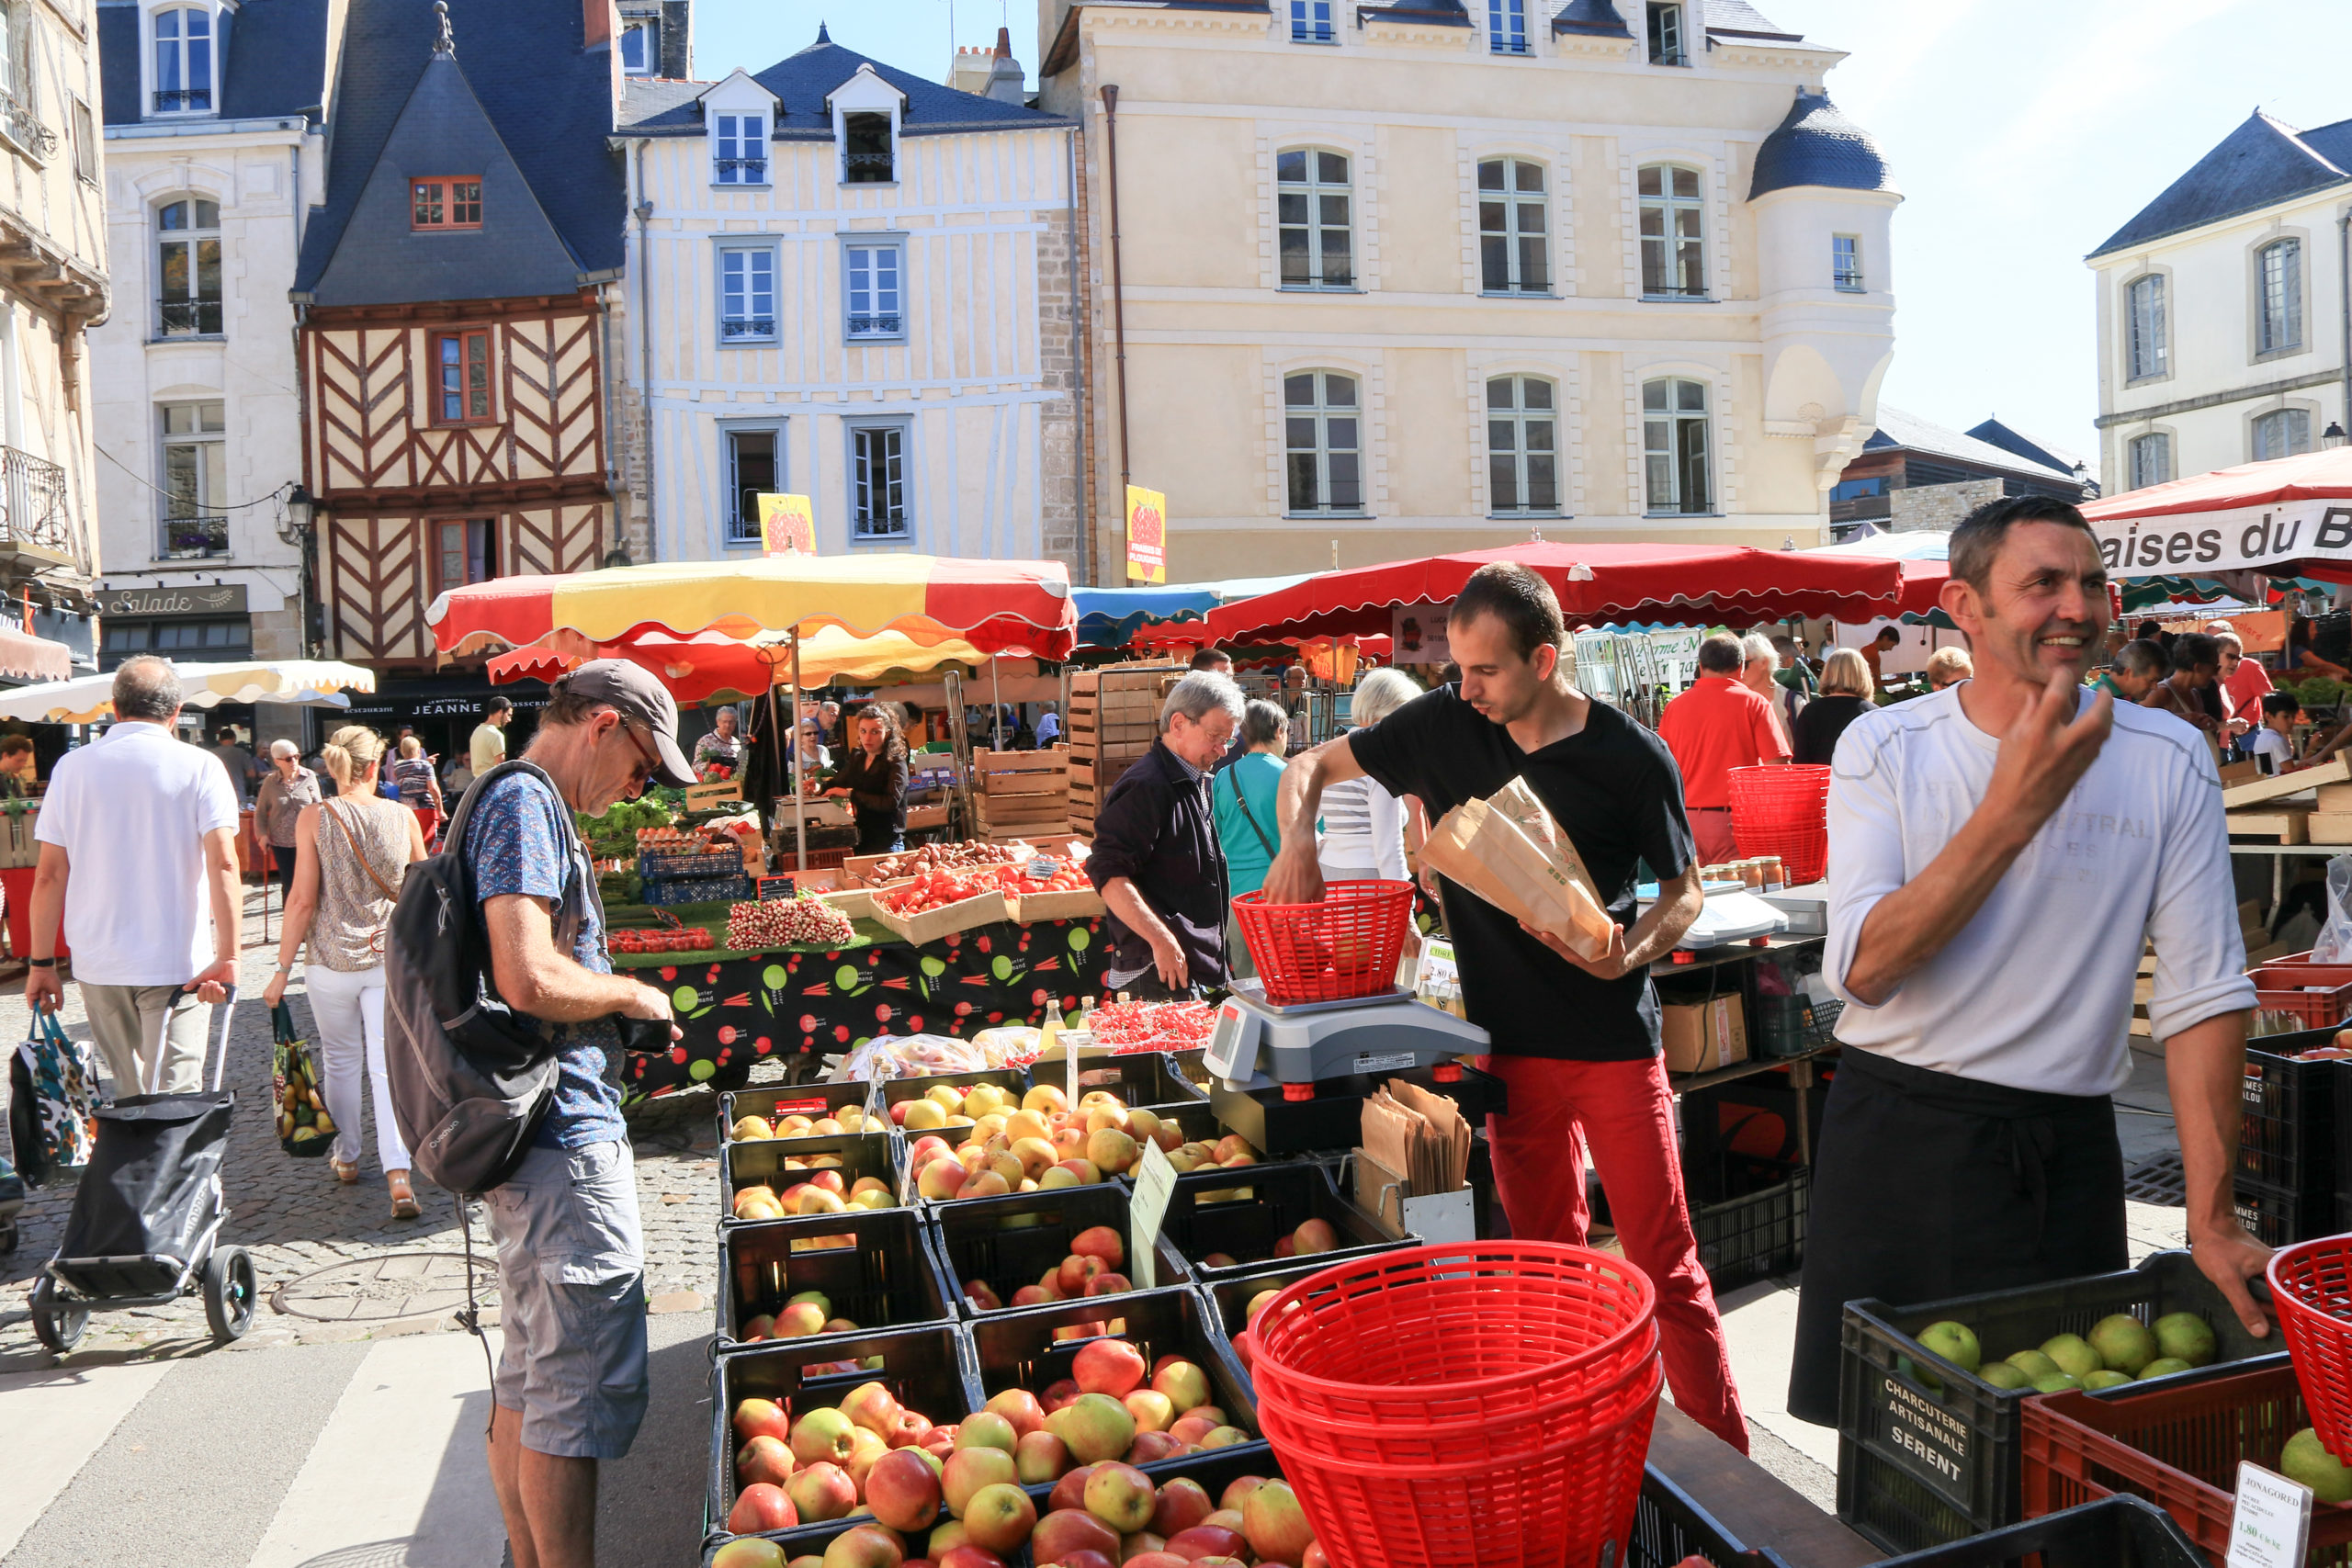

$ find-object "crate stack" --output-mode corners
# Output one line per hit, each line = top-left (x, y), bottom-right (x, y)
(968, 746), (1070, 840)
(1067, 664), (1180, 835)
(2221, 753), (2349, 842)
(637, 841), (752, 907)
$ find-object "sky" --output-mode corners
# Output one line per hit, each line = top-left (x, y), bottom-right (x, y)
(695, 0), (2352, 480)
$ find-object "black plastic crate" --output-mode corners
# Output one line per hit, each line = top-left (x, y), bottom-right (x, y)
(715, 1205), (957, 1348)
(926, 1182), (1191, 1314)
(1209, 1061), (1508, 1157)
(646, 873), (751, 906)
(1199, 1254), (1352, 1357)
(718, 1131), (900, 1230)
(1689, 1156), (1809, 1292)
(1835, 1248), (2286, 1556)
(1158, 1159), (1406, 1281)
(2233, 1172), (2336, 1247)
(1684, 1068), (1832, 1168)
(1069, 1050), (1210, 1110)
(874, 1066), (1034, 1121)
(717, 1079), (877, 1147)
(1855, 1495), (2203, 1567)
(1630, 1465), (1794, 1568)
(2242, 1043), (2337, 1193)
(967, 1284), (1263, 1469)
(707, 1321), (982, 1542)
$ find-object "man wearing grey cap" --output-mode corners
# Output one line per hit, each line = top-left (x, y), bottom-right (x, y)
(467, 660), (694, 1568)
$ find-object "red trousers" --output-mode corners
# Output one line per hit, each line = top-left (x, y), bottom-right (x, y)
(1688, 807), (1738, 863)
(1476, 1052), (1749, 1454)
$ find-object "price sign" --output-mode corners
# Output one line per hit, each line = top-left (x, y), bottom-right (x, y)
(2229, 1461), (2312, 1568)
(1057, 1028), (1093, 1111)
(1129, 1140), (1179, 1290)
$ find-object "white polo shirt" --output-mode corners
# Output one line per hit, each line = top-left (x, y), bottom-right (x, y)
(36, 721), (241, 985)
(1825, 686), (2256, 1096)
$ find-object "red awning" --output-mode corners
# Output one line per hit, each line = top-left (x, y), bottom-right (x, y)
(1202, 542), (1905, 644)
(0, 625), (72, 682)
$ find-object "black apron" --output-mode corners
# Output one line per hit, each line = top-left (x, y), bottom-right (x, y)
(1787, 1047), (2126, 1427)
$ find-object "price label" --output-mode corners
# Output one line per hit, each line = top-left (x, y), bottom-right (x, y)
(1028, 856), (1059, 880)
(1129, 1140), (1179, 1290)
(2229, 1461), (2312, 1568)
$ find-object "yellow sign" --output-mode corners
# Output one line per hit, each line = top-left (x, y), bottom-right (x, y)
(1125, 484), (1166, 584)
(756, 494), (816, 557)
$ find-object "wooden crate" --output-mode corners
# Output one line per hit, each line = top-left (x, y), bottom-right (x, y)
(974, 746), (1070, 839)
(2230, 807), (2312, 843)
(866, 888), (1012, 946)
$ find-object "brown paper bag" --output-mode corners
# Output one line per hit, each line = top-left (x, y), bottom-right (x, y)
(1487, 778), (1607, 917)
(1419, 796), (1617, 959)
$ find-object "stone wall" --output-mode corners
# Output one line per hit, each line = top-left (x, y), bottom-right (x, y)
(1890, 478), (2005, 532)
(1035, 201), (1083, 575)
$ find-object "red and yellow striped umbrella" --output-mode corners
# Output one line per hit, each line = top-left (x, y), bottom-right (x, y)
(427, 555), (1077, 660)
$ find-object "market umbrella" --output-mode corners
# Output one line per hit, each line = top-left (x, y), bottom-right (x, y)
(1803, 531), (1951, 622)
(2083, 446), (2352, 582)
(0, 625), (72, 682)
(1198, 542), (1905, 645)
(1071, 574), (1311, 649)
(484, 626), (1010, 705)
(0, 659), (377, 724)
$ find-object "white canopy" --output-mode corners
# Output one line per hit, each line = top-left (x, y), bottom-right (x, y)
(0, 659), (377, 724)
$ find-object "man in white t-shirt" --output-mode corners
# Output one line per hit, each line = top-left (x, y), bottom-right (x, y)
(26, 657), (242, 1096)
(1786, 497), (2268, 1426)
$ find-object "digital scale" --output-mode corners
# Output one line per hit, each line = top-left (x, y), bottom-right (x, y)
(1634, 884), (1795, 952)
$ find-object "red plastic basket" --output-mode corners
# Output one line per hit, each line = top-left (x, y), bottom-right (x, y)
(1247, 1243), (1663, 1567)
(2270, 1236), (2352, 1459)
(2251, 967), (2352, 1031)
(1231, 878), (1415, 1005)
(1729, 763), (1831, 884)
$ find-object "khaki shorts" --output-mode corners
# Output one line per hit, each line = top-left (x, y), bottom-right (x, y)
(485, 1138), (649, 1461)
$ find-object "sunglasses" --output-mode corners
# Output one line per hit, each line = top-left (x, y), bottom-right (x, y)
(617, 720), (662, 795)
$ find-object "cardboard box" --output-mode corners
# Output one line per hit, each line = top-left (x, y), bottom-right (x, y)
(1662, 995), (1748, 1075)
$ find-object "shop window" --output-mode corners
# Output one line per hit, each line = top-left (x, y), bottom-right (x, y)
(432, 329), (493, 424)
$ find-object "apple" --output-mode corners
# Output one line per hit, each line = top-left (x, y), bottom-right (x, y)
(1012, 1284), (1062, 1307)
(737, 1397), (796, 1445)
(1031, 1506), (1122, 1565)
(1165, 1525), (1249, 1561)
(777, 1302), (830, 1338)
(942, 1446), (1021, 1516)
(961, 1279), (1004, 1312)
(956, 1411), (1020, 1453)
(936, 1549), (1008, 1568)
(1085, 1129), (1139, 1175)
(799, 1189), (849, 1217)
(1085, 1273), (1132, 1298)
(1040, 1377), (1082, 1413)
(820, 1523), (905, 1568)
(786, 1461), (857, 1522)
(1242, 1481), (1314, 1565)
(1069, 1225), (1125, 1269)
(1054, 1393), (1138, 1465)
(1049, 1553), (1116, 1568)
(1200, 1427), (1249, 1449)
(1126, 1430), (1183, 1463)
(808, 1168), (847, 1196)
(1245, 1290), (1282, 1325)
(1218, 1477), (1263, 1514)
(712, 1540), (788, 1568)
(1150, 1478), (1213, 1540)
(1055, 1157), (1102, 1185)
(1058, 1255), (1106, 1294)
(1074, 1338), (1148, 1397)
(918, 1424), (959, 1461)
(866, 1448), (945, 1533)
(1038, 1166), (1082, 1191)
(846, 1427), (892, 1490)
(888, 1409), (934, 1450)
(737, 1433), (797, 1487)
(792, 1407), (859, 1466)
(983, 1388), (1046, 1439)
(741, 1314), (778, 1341)
(1126, 1556), (1191, 1568)
(1150, 1360), (1211, 1414)
(960, 1482), (1037, 1554)
(1292, 1218), (1339, 1256)
(957, 1169), (1012, 1201)
(1166, 1414), (1216, 1446)
(928, 1519), (968, 1557)
(842, 1381), (903, 1438)
(729, 1481), (799, 1534)
(1303, 1544), (1330, 1568)
(1082, 1462), (1157, 1534)
(1014, 1427), (1070, 1483)
(1048, 1462), (1100, 1515)
(918, 1160), (967, 1201)
(1123, 1390), (1174, 1433)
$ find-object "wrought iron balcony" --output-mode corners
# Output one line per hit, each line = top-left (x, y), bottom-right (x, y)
(0, 446), (73, 566)
(844, 151), (895, 182)
(846, 313), (902, 338)
(720, 316), (776, 340)
(0, 91), (54, 159)
(158, 299), (223, 337)
(714, 157), (767, 182)
(160, 513), (229, 560)
(152, 88), (211, 113)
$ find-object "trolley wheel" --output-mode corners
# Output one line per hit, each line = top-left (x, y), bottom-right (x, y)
(28, 1275), (85, 1353)
(202, 1246), (256, 1344)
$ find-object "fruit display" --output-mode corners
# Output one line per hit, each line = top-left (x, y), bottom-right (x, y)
(732, 1166), (901, 1224)
(2284, 1425), (2352, 1502)
(957, 1223), (1138, 1314)
(1911, 1311), (2221, 1393)
(725, 1208), (960, 1346)
(732, 1286), (869, 1346)
(728, 896), (860, 952)
(575, 795), (673, 861)
(609, 924), (714, 954)
(1088, 1000), (1218, 1052)
(865, 840), (1035, 882)
(723, 1376), (1310, 1566)
(897, 1081), (1257, 1204)
(735, 1100), (880, 1143)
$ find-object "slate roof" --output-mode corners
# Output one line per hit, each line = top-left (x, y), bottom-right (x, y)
(618, 31), (1069, 140)
(293, 0), (626, 300)
(1360, 0), (1474, 27)
(1703, 0), (1800, 39)
(1966, 417), (2091, 481)
(1551, 0), (1632, 35)
(1867, 407), (2081, 486)
(98, 0), (334, 127)
(1749, 90), (1894, 199)
(2089, 111), (2352, 259)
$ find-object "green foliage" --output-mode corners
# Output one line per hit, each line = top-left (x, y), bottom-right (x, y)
(2299, 676), (2344, 709)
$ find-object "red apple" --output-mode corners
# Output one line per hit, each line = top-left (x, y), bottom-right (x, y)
(1168, 1415), (1217, 1446)
(962, 1279), (1004, 1312)
(1074, 1338), (1148, 1398)
(729, 1481), (799, 1534)
(956, 1411), (1020, 1454)
(1241, 1481), (1315, 1566)
(1069, 1224), (1125, 1269)
(792, 1407), (859, 1466)
(935, 1549), (1007, 1568)
(737, 1434), (797, 1487)
(866, 1448), (945, 1533)
(1272, 1236), (1295, 1258)
(1125, 1430), (1183, 1464)
(1057, 1254), (1105, 1294)
(927, 1520), (968, 1558)
(1085, 1273), (1131, 1298)
(1047, 1462), (1100, 1515)
(1015, 1428), (1070, 1483)
(784, 1461), (856, 1523)
(820, 1523), (906, 1568)
(960, 1483), (1037, 1555)
(888, 1409), (935, 1450)
(808, 1168), (847, 1196)
(1292, 1218), (1338, 1256)
(736, 1397), (796, 1445)
(1082, 1462), (1157, 1534)
(841, 1380), (903, 1438)
(1012, 1284), (1062, 1307)
(1303, 1544), (1330, 1568)
(985, 1388), (1046, 1439)
(1126, 1556), (1190, 1568)
(1124, 1390), (1174, 1433)
(778, 1302), (830, 1337)
(1202, 1253), (1238, 1269)
(1150, 1478), (1212, 1539)
(1040, 1377), (1082, 1413)
(741, 1313), (777, 1341)
(941, 1446), (1020, 1516)
(1031, 1507), (1122, 1565)
(918, 1425), (958, 1460)
(1164, 1525), (1249, 1561)
(1151, 1360), (1212, 1414)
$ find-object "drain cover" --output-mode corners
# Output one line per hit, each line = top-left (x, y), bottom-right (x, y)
(2123, 1152), (2188, 1207)
(273, 1251), (499, 1323)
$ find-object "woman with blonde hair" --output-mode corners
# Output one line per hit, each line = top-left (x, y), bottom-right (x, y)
(263, 725), (431, 1216)
(1792, 648), (1875, 765)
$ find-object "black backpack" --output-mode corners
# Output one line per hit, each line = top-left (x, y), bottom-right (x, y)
(384, 760), (586, 1195)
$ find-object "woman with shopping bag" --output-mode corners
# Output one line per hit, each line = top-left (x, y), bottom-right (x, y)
(262, 726), (428, 1218)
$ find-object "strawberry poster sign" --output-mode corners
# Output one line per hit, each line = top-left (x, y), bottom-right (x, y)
(756, 493), (817, 557)
(1125, 485), (1167, 584)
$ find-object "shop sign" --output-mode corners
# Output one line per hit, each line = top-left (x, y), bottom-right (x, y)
(1390, 603), (1451, 665)
(756, 494), (816, 557)
(101, 584), (248, 619)
(1125, 485), (1166, 584)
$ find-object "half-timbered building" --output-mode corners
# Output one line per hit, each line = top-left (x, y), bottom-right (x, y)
(291, 0), (627, 669)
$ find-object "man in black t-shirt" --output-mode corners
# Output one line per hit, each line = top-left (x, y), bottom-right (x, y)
(1263, 562), (1748, 1454)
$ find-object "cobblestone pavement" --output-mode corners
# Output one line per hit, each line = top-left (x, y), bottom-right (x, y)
(0, 887), (751, 1371)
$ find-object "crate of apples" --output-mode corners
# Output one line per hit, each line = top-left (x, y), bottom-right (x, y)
(721, 1210), (958, 1349)
(732, 1099), (880, 1145)
(730, 1168), (900, 1224)
(1164, 1162), (1407, 1282)
(904, 1082), (1258, 1207)
(931, 1183), (1195, 1317)
(725, 1132), (902, 1229)
(722, 1084), (878, 1149)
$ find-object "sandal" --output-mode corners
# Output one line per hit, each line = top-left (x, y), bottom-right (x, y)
(330, 1157), (359, 1185)
(387, 1170), (421, 1220)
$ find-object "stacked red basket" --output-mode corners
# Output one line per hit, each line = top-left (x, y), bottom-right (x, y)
(1728, 763), (1833, 885)
(2268, 1236), (2352, 1456)
(1243, 1243), (1662, 1567)
(1231, 879), (1416, 1005)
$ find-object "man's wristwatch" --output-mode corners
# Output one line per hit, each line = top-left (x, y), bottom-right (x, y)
(28, 957), (54, 968)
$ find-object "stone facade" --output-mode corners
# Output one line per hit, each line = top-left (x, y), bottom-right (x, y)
(1889, 478), (2004, 533)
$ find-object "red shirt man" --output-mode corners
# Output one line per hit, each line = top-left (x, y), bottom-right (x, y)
(1657, 633), (1790, 861)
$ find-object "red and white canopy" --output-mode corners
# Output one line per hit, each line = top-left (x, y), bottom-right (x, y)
(2084, 447), (2352, 582)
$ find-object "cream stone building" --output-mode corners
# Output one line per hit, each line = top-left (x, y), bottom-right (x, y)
(1040, 0), (1898, 580)
(2091, 111), (2352, 494)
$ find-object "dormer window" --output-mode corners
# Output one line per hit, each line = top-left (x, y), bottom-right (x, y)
(153, 6), (214, 113)
(620, 17), (660, 76)
(715, 114), (767, 185)
(843, 113), (894, 184)
(1646, 3), (1685, 65)
(412, 177), (482, 231)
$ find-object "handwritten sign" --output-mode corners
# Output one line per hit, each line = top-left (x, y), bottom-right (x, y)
(1129, 1139), (1178, 1289)
(757, 493), (817, 557)
(1125, 485), (1166, 584)
(2228, 1462), (2312, 1568)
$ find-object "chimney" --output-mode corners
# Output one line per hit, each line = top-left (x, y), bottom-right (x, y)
(985, 26), (1025, 105)
(948, 44), (992, 96)
(584, 0), (615, 50)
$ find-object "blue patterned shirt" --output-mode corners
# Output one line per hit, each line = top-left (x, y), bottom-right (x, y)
(466, 771), (628, 1150)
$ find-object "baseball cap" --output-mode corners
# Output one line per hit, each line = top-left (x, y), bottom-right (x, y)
(561, 660), (697, 787)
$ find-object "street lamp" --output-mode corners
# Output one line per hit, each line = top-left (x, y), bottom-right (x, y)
(2326, 423), (2347, 449)
(276, 483), (314, 547)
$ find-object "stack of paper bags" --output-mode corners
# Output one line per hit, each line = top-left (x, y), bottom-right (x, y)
(1418, 776), (1616, 959)
(1356, 1078), (1473, 1236)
